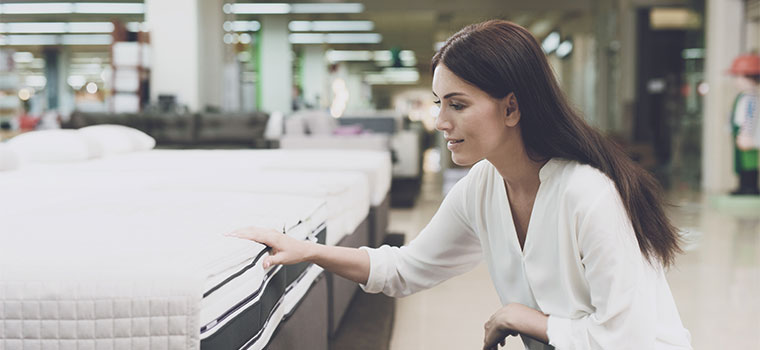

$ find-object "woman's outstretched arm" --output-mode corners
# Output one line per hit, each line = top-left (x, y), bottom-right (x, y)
(227, 226), (370, 285)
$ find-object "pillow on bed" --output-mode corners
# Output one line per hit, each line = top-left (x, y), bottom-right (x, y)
(79, 124), (156, 154)
(0, 143), (20, 171)
(6, 129), (94, 163)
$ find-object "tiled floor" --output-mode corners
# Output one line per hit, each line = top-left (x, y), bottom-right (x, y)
(386, 171), (760, 350)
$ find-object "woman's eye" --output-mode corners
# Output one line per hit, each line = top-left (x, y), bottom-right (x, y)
(433, 100), (441, 105)
(450, 103), (464, 111)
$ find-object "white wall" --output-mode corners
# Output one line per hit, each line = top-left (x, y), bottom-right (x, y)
(259, 15), (292, 114)
(702, 0), (745, 193)
(146, 0), (200, 110)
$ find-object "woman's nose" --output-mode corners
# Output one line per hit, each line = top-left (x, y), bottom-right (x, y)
(435, 113), (451, 132)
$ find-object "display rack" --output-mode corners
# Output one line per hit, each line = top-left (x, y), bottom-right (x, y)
(110, 21), (150, 113)
(0, 49), (20, 135)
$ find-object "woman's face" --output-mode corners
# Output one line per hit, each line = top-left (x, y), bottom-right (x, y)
(432, 64), (515, 166)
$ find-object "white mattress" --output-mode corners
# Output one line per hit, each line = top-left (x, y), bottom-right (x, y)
(0, 189), (327, 350)
(30, 149), (392, 206)
(1, 162), (370, 246)
(279, 134), (390, 152)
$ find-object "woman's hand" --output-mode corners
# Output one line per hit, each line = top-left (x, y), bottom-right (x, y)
(483, 304), (518, 350)
(226, 226), (312, 268)
(483, 303), (549, 350)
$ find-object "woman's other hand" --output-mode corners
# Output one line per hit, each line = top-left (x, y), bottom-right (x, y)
(483, 303), (549, 350)
(226, 226), (312, 269)
(483, 304), (518, 350)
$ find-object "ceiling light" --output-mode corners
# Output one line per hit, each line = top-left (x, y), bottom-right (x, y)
(13, 52), (34, 63)
(289, 33), (324, 44)
(68, 22), (115, 33)
(290, 33), (381, 44)
(67, 75), (87, 89)
(223, 33), (234, 45)
(541, 32), (560, 54)
(556, 40), (573, 58)
(86, 82), (99, 94)
(326, 50), (416, 65)
(225, 21), (261, 32)
(18, 88), (32, 101)
(73, 3), (144, 14)
(2, 34), (112, 46)
(62, 34), (112, 45)
(326, 50), (374, 62)
(289, 20), (374, 32)
(4, 35), (59, 45)
(0, 2), (144, 14)
(399, 51), (415, 61)
(0, 3), (73, 14)
(365, 68), (420, 85)
(291, 3), (363, 13)
(3, 22), (67, 33)
(326, 33), (381, 44)
(126, 22), (145, 32)
(224, 3), (363, 14)
(224, 3), (291, 14)
(0, 22), (114, 34)
(26, 76), (48, 88)
(288, 21), (311, 32)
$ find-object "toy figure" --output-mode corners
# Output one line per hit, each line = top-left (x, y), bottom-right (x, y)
(728, 53), (760, 195)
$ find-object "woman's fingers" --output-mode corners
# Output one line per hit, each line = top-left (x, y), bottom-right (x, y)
(227, 226), (310, 267)
(483, 326), (501, 350)
(226, 226), (280, 246)
(483, 317), (516, 350)
(264, 251), (289, 268)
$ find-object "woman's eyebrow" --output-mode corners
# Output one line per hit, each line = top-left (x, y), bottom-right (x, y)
(443, 92), (466, 99)
(432, 92), (467, 99)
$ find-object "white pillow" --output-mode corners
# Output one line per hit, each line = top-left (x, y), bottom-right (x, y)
(7, 130), (93, 163)
(79, 124), (156, 155)
(0, 143), (20, 171)
(78, 132), (105, 159)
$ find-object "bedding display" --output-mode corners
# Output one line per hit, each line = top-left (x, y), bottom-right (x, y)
(1, 166), (369, 246)
(0, 189), (327, 350)
(44, 149), (392, 207)
(1, 144), (393, 347)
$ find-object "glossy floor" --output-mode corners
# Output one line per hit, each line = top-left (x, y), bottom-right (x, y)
(386, 172), (760, 350)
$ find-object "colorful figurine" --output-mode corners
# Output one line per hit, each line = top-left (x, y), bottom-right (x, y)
(728, 53), (760, 195)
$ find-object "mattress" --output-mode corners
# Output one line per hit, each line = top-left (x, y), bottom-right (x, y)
(25, 149), (392, 207)
(0, 189), (327, 350)
(0, 165), (369, 246)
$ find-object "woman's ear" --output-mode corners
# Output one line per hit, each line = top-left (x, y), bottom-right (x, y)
(504, 92), (520, 127)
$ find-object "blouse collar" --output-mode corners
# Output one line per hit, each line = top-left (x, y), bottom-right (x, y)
(538, 158), (561, 183)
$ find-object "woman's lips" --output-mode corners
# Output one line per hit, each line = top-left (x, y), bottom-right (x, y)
(447, 139), (464, 150)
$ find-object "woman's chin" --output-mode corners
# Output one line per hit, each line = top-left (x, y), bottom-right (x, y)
(451, 154), (477, 167)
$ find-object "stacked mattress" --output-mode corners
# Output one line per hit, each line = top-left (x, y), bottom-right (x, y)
(49, 149), (393, 207)
(4, 164), (370, 246)
(1, 189), (327, 350)
(1, 147), (393, 348)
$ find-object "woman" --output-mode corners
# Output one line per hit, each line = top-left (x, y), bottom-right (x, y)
(229, 20), (692, 349)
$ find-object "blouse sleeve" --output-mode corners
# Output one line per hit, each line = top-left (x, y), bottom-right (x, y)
(359, 169), (483, 297)
(546, 184), (659, 349)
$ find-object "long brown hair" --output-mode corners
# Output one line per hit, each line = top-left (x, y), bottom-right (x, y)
(433, 20), (682, 267)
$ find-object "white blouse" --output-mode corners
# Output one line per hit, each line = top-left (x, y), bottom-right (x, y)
(361, 158), (692, 349)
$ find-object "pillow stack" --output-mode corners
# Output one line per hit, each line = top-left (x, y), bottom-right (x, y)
(6, 129), (96, 163)
(79, 124), (156, 155)
(6, 125), (156, 164)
